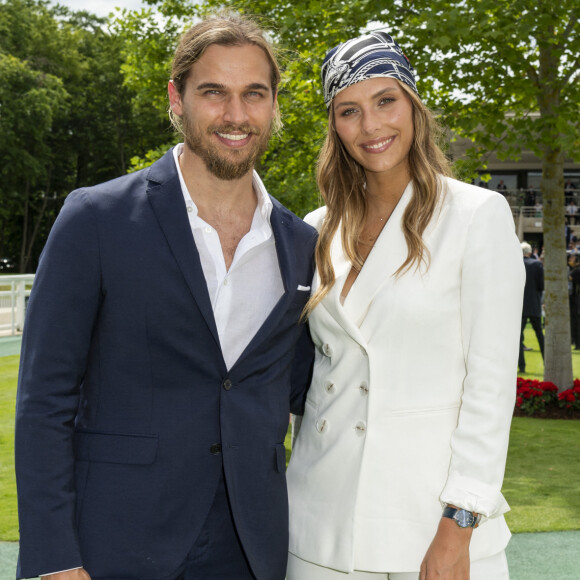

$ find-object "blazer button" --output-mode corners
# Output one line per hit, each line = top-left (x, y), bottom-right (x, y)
(316, 418), (329, 433)
(354, 421), (367, 436)
(223, 379), (233, 390)
(359, 382), (369, 395)
(209, 443), (222, 455)
(322, 343), (333, 357)
(325, 381), (336, 394)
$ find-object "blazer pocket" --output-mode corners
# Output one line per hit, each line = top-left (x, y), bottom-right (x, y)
(73, 430), (159, 465)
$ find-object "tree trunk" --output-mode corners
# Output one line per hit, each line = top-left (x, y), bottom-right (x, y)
(21, 168), (52, 273)
(537, 28), (573, 392)
(18, 178), (30, 274)
(542, 146), (573, 391)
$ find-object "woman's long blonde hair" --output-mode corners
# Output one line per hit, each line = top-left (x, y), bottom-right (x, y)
(303, 81), (452, 318)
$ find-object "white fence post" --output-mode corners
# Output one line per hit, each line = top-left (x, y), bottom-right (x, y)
(16, 279), (26, 331)
(0, 275), (35, 336)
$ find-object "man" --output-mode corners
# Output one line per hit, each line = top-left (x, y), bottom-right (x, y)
(568, 252), (580, 349)
(15, 13), (316, 580)
(518, 242), (544, 373)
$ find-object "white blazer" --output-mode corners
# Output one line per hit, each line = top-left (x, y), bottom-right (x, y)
(287, 177), (525, 573)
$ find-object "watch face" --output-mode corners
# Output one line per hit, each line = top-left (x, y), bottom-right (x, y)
(455, 510), (475, 528)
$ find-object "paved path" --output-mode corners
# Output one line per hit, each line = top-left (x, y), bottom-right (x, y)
(0, 336), (21, 358)
(1, 531), (580, 579)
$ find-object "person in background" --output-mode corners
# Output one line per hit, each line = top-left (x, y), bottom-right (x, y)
(566, 198), (578, 225)
(15, 13), (316, 580)
(568, 252), (580, 350)
(518, 242), (545, 373)
(286, 29), (524, 580)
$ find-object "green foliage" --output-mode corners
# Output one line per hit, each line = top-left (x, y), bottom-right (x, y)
(147, 0), (576, 389)
(114, 7), (183, 119)
(128, 142), (175, 172)
(0, 0), (170, 271)
(139, 0), (577, 215)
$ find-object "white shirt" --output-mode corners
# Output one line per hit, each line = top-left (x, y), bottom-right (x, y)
(173, 143), (284, 370)
(43, 146), (285, 576)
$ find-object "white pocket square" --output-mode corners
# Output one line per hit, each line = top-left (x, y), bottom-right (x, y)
(297, 285), (311, 291)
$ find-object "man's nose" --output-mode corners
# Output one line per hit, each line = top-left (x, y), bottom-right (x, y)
(223, 95), (249, 126)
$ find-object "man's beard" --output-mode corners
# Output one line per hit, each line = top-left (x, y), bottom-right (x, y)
(182, 112), (272, 181)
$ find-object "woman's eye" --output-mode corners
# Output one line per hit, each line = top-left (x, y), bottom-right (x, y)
(341, 108), (357, 117)
(379, 97), (394, 106)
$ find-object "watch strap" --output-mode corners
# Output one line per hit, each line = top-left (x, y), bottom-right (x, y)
(442, 506), (480, 528)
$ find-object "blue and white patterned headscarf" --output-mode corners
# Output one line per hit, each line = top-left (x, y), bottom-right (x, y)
(321, 30), (418, 110)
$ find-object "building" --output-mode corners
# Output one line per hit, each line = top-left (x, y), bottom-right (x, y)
(450, 135), (580, 252)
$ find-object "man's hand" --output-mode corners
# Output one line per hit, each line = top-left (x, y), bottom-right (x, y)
(419, 517), (472, 579)
(41, 569), (91, 580)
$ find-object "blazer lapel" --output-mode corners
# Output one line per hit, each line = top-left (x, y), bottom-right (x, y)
(146, 151), (221, 351)
(311, 223), (367, 349)
(230, 200), (297, 369)
(341, 182), (413, 327)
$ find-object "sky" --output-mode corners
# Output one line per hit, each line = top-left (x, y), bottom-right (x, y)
(51, 0), (148, 18)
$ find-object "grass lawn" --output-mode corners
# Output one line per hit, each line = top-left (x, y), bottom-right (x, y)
(519, 321), (580, 379)
(0, 355), (18, 541)
(1, 327), (579, 542)
(504, 417), (580, 533)
(504, 323), (580, 532)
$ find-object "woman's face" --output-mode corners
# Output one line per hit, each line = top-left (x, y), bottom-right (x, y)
(333, 77), (414, 182)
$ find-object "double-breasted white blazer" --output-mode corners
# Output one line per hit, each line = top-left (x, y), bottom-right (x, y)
(287, 176), (525, 573)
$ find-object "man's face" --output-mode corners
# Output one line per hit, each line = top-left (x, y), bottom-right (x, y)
(169, 43), (277, 181)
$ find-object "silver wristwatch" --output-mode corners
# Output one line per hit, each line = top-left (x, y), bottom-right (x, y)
(442, 506), (481, 528)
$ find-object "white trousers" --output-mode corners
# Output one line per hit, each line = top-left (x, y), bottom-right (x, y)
(287, 550), (509, 580)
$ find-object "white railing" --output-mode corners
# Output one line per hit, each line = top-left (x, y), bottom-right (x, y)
(0, 275), (35, 336)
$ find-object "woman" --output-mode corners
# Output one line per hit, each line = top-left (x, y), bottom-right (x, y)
(287, 30), (524, 580)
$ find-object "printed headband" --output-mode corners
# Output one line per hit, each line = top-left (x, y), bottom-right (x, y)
(321, 30), (418, 109)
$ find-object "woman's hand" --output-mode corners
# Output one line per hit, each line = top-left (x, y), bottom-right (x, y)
(419, 517), (473, 579)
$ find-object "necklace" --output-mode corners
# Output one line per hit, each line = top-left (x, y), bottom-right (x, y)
(358, 210), (392, 246)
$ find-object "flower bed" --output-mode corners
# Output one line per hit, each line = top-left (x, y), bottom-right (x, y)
(514, 378), (580, 419)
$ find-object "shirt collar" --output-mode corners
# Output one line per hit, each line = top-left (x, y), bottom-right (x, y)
(172, 143), (273, 225)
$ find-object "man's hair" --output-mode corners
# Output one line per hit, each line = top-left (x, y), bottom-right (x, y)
(169, 12), (282, 134)
(521, 242), (532, 256)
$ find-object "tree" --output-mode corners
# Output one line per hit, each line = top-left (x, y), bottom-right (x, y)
(400, 0), (579, 392)
(0, 0), (168, 271)
(138, 0), (579, 388)
(0, 0), (70, 272)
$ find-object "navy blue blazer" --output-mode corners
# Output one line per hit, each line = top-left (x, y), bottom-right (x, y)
(15, 149), (317, 580)
(522, 256), (544, 317)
